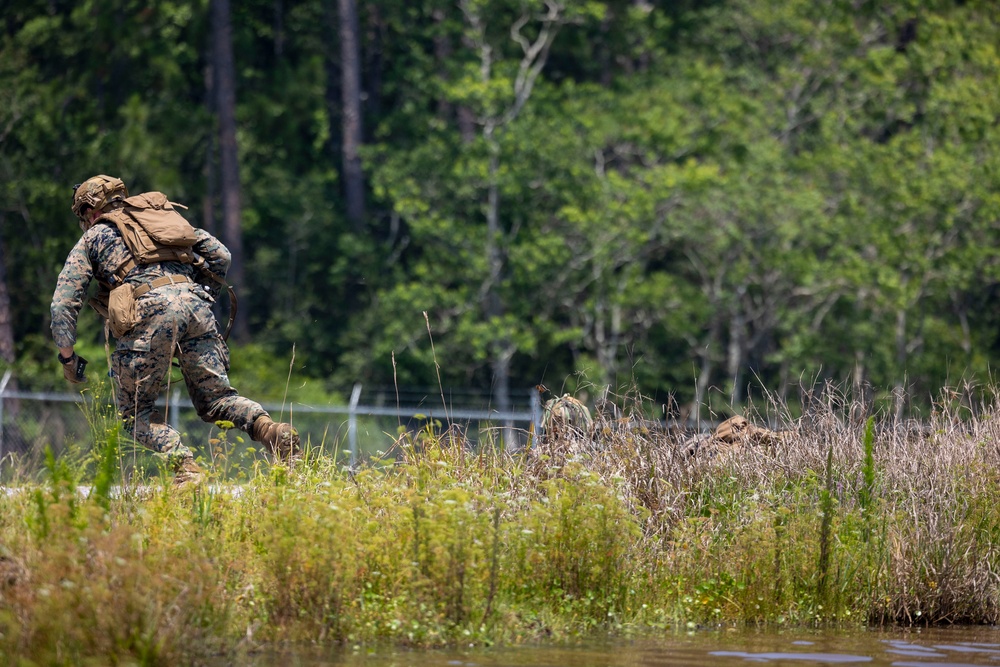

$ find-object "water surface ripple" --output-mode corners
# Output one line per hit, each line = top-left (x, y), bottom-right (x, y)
(224, 626), (1000, 667)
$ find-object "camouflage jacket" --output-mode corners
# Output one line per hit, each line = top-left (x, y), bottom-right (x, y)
(50, 219), (230, 348)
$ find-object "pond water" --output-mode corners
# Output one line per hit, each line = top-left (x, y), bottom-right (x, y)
(224, 626), (1000, 667)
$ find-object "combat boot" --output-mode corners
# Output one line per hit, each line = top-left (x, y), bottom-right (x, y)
(252, 415), (300, 462)
(173, 456), (205, 487)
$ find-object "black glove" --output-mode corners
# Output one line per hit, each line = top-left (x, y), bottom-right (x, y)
(59, 352), (88, 384)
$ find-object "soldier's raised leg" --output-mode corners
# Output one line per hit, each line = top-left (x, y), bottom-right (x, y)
(177, 323), (300, 461)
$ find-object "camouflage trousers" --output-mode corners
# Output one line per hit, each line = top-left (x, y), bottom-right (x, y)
(111, 283), (267, 465)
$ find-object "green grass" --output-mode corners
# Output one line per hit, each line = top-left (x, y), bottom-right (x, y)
(3, 384), (1000, 664)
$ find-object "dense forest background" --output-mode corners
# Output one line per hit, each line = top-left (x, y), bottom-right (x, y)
(1, 0), (998, 419)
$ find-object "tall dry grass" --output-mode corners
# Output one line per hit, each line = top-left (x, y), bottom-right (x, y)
(566, 381), (1000, 625)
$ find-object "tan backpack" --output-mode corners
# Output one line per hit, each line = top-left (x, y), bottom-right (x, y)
(104, 191), (198, 283)
(89, 192), (237, 339)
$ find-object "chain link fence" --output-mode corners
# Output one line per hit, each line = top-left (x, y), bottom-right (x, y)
(0, 370), (543, 478)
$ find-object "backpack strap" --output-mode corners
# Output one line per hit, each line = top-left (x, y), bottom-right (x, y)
(112, 256), (138, 285)
(95, 209), (140, 284)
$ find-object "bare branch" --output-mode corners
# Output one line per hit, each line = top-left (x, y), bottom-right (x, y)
(504, 1), (563, 124)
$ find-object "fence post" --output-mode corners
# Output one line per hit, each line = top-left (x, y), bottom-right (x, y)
(530, 386), (542, 449)
(348, 383), (362, 467)
(170, 388), (180, 432)
(0, 370), (10, 461)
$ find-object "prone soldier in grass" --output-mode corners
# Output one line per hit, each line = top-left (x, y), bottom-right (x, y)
(50, 174), (299, 485)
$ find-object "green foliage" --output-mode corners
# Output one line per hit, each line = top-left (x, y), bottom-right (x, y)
(5, 0), (1000, 412)
(27, 446), (80, 540)
(90, 430), (118, 512)
(227, 342), (342, 405)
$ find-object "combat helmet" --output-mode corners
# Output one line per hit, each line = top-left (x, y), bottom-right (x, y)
(72, 175), (128, 229)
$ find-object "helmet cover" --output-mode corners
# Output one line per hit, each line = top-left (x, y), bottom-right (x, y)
(72, 175), (128, 224)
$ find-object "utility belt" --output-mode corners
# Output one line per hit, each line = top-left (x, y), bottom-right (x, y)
(90, 265), (237, 341)
(131, 273), (192, 298)
(106, 274), (193, 339)
(90, 274), (192, 317)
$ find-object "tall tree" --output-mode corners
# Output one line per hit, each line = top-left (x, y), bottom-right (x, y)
(0, 218), (15, 367)
(212, 0), (248, 340)
(339, 0), (366, 228)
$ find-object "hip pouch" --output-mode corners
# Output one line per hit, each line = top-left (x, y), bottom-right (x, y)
(107, 283), (138, 338)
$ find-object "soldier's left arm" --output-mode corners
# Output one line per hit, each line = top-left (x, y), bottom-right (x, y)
(192, 228), (231, 297)
(192, 229), (231, 280)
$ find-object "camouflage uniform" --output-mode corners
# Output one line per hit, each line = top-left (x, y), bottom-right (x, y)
(51, 216), (270, 465)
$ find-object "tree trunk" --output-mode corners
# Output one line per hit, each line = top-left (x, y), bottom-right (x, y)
(323, 0), (342, 169)
(339, 0), (365, 229)
(694, 350), (712, 430)
(693, 316), (722, 430)
(0, 220), (15, 366)
(212, 0), (248, 340)
(894, 306), (907, 422)
(484, 138), (516, 449)
(202, 57), (217, 237)
(0, 216), (22, 454)
(593, 288), (622, 390)
(273, 0), (285, 57)
(727, 307), (745, 406)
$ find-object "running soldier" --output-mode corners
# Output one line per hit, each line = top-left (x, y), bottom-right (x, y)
(51, 175), (299, 485)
